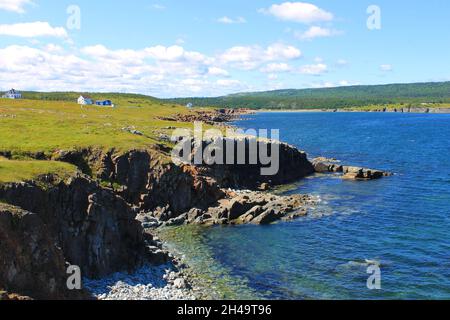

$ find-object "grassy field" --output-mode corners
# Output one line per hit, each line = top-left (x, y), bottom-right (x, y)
(0, 96), (196, 156)
(0, 157), (78, 183)
(0, 95), (203, 183)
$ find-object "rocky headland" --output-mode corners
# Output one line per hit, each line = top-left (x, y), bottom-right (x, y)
(0, 108), (392, 300)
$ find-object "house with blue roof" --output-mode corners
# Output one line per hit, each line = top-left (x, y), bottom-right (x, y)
(95, 100), (114, 107)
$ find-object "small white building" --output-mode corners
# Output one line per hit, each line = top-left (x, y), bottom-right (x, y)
(78, 95), (93, 105)
(186, 103), (193, 109)
(2, 89), (22, 99)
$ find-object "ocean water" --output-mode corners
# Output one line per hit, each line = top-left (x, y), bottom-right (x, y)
(161, 112), (450, 300)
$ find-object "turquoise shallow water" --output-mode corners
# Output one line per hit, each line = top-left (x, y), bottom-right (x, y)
(165, 112), (450, 300)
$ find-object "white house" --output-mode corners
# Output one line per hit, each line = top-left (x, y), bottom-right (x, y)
(186, 103), (193, 109)
(78, 95), (93, 105)
(2, 89), (22, 99)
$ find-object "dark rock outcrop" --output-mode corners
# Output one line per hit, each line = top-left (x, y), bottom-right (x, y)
(0, 176), (146, 279)
(139, 190), (314, 227)
(177, 137), (315, 190)
(0, 204), (89, 299)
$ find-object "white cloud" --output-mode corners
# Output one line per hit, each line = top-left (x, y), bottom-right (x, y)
(145, 45), (186, 61)
(260, 2), (333, 24)
(265, 43), (302, 60)
(380, 64), (393, 72)
(44, 43), (64, 53)
(220, 43), (301, 70)
(0, 22), (68, 38)
(299, 63), (328, 75)
(261, 62), (291, 73)
(0, 43), (252, 97)
(296, 26), (341, 40)
(208, 66), (229, 77)
(217, 16), (247, 24)
(0, 41), (302, 97)
(216, 79), (241, 87)
(0, 0), (32, 13)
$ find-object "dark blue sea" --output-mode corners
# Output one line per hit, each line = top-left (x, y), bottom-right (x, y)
(161, 112), (450, 300)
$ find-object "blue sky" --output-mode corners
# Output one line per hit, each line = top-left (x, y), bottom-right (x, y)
(0, 0), (449, 97)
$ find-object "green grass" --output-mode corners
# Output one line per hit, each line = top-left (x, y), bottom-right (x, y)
(0, 96), (197, 155)
(0, 158), (78, 183)
(0, 94), (213, 183)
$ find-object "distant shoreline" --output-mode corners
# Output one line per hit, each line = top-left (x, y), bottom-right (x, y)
(256, 107), (450, 114)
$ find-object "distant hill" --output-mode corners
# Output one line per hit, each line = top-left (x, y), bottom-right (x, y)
(163, 82), (450, 110)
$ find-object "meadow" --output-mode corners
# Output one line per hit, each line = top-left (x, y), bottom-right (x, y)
(0, 95), (196, 183)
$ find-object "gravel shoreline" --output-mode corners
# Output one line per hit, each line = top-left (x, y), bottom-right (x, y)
(83, 263), (197, 300)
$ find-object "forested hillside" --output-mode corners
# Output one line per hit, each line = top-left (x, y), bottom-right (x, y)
(163, 82), (450, 109)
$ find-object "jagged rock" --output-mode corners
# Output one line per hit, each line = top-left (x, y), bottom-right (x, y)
(186, 138), (315, 190)
(0, 176), (146, 279)
(312, 157), (391, 180)
(185, 191), (312, 226)
(342, 166), (392, 180)
(251, 209), (280, 225)
(0, 204), (90, 299)
(188, 208), (202, 219)
(165, 214), (187, 227)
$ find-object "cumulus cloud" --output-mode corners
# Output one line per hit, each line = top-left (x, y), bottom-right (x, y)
(299, 63), (328, 75)
(216, 79), (241, 87)
(0, 40), (303, 97)
(260, 2), (333, 24)
(296, 26), (341, 40)
(217, 16), (247, 24)
(208, 66), (229, 77)
(0, 0), (33, 13)
(220, 43), (301, 70)
(260, 62), (291, 73)
(0, 22), (68, 38)
(0, 43), (252, 97)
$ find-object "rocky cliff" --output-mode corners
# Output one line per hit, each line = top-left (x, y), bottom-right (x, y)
(0, 204), (86, 300)
(0, 108), (320, 299)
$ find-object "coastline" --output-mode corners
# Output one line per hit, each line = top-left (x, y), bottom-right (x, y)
(85, 109), (393, 301)
(77, 108), (314, 301)
(256, 107), (450, 114)
(0, 107), (389, 300)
